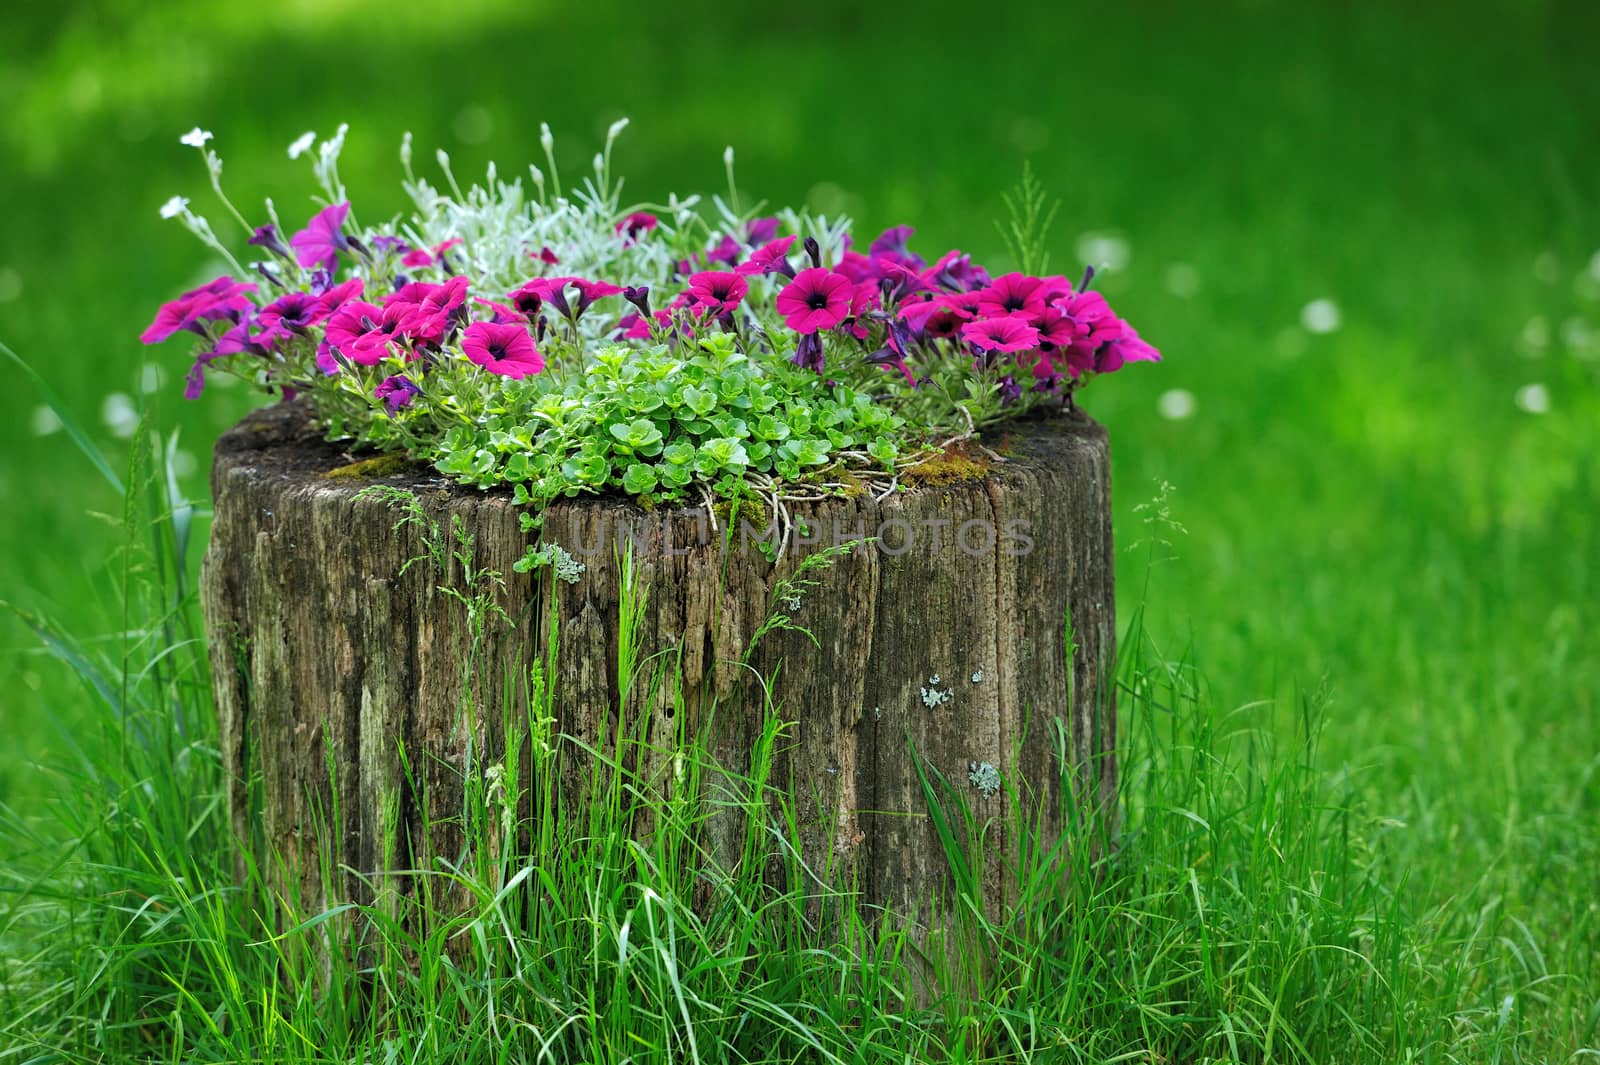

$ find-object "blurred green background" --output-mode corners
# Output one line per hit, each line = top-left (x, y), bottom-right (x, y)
(2, 0), (1598, 1028)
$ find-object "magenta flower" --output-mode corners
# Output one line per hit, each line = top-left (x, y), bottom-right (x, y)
(686, 271), (749, 316)
(791, 331), (825, 373)
(868, 225), (924, 270)
(462, 321), (543, 379)
(289, 202), (351, 272)
(247, 224), (288, 258)
(735, 236), (798, 278)
(473, 297), (527, 325)
(976, 273), (1048, 321)
(141, 276), (257, 344)
(927, 249), (990, 292)
(324, 299), (411, 367)
(775, 268), (853, 333)
(900, 297), (969, 340)
(258, 291), (328, 335)
(375, 374), (421, 412)
(745, 216), (780, 245)
(833, 250), (878, 284)
(529, 245), (560, 265)
(393, 276), (469, 343)
(401, 237), (463, 269)
(615, 211), (658, 244)
(568, 277), (623, 316)
(962, 316), (1041, 354)
(317, 277), (366, 314)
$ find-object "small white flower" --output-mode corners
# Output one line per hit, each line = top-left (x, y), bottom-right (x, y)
(287, 130), (316, 159)
(1514, 383), (1550, 414)
(1300, 298), (1342, 335)
(179, 127), (212, 148)
(607, 117), (630, 143)
(724, 145), (735, 168)
(159, 195), (189, 219)
(1158, 389), (1197, 420)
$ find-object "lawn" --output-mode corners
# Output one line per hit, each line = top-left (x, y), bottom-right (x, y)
(2, 1), (1598, 1061)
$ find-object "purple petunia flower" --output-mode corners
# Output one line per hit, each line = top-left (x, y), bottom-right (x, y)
(462, 321), (543, 378)
(392, 276), (469, 344)
(775, 268), (853, 333)
(375, 374), (422, 412)
(289, 202), (351, 272)
(745, 216), (780, 245)
(141, 276), (257, 344)
(258, 291), (328, 335)
(248, 224), (289, 258)
(791, 331), (825, 373)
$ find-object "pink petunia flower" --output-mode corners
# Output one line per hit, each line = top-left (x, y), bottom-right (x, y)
(289, 202), (351, 272)
(402, 237), (463, 269)
(462, 321), (543, 379)
(745, 216), (780, 245)
(975, 273), (1049, 321)
(141, 276), (257, 344)
(962, 316), (1041, 354)
(393, 276), (469, 343)
(324, 299), (412, 367)
(473, 297), (527, 325)
(775, 268), (853, 333)
(615, 211), (658, 245)
(567, 277), (623, 316)
(686, 271), (749, 316)
(735, 236), (798, 278)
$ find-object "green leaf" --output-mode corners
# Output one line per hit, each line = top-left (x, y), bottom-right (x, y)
(621, 463), (658, 495)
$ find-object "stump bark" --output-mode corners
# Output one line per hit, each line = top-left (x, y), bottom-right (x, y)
(201, 401), (1116, 969)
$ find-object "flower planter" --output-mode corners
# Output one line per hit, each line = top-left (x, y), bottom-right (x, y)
(200, 400), (1117, 973)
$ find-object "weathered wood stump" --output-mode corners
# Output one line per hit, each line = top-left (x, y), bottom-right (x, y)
(201, 401), (1116, 973)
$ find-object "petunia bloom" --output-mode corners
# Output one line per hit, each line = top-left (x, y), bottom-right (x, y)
(791, 331), (825, 373)
(257, 291), (328, 335)
(568, 277), (624, 317)
(976, 273), (1048, 321)
(775, 268), (853, 333)
(402, 237), (463, 269)
(375, 374), (422, 412)
(686, 271), (749, 316)
(735, 236), (797, 278)
(962, 316), (1041, 354)
(289, 202), (351, 272)
(141, 276), (257, 344)
(615, 211), (658, 244)
(462, 321), (543, 379)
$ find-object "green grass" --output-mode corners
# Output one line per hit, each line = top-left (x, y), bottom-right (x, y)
(2, 0), (1599, 1060)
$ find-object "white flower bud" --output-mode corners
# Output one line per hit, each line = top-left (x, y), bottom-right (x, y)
(287, 131), (316, 159)
(179, 127), (213, 148)
(159, 195), (189, 219)
(539, 123), (554, 154)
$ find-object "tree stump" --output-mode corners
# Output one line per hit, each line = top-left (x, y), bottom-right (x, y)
(200, 401), (1116, 976)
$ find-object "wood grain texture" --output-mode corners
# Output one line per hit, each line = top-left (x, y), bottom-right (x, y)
(201, 400), (1116, 972)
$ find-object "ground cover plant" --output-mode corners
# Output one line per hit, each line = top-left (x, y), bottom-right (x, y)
(2, 2), (1598, 1062)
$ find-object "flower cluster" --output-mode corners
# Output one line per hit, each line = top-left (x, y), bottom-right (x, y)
(144, 123), (1160, 516)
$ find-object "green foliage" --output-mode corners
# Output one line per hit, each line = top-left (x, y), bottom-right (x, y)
(996, 162), (1060, 277)
(415, 333), (903, 571)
